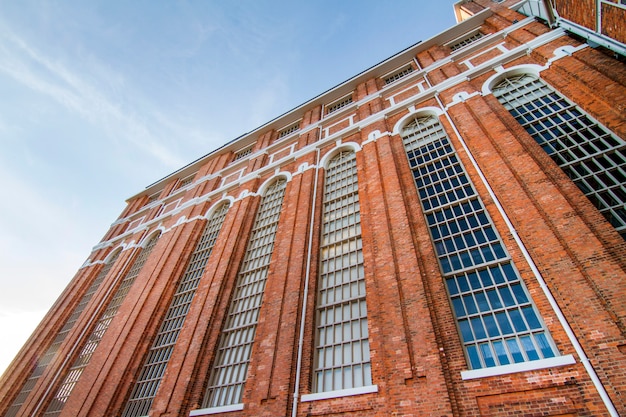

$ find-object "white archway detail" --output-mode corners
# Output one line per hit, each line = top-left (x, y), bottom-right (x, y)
(392, 106), (444, 136)
(481, 64), (545, 96)
(319, 142), (362, 170)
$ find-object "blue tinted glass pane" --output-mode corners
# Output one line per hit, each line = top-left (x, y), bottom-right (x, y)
(467, 272), (481, 290)
(467, 345), (482, 369)
(446, 278), (459, 295)
(487, 290), (502, 309)
(492, 267), (505, 284)
(460, 251), (473, 268)
(441, 258), (451, 274)
(480, 343), (496, 367)
(483, 315), (500, 337)
(495, 312), (514, 335)
(534, 333), (555, 358)
(470, 249), (483, 264)
(499, 287), (516, 307)
(449, 220), (459, 234)
(493, 243), (506, 259)
(509, 309), (527, 332)
(463, 295), (478, 315)
(459, 320), (474, 342)
(479, 269), (493, 287)
(471, 317), (487, 340)
(493, 341), (510, 365)
(502, 263), (517, 281)
(450, 255), (462, 270)
(506, 339), (525, 363)
(511, 284), (529, 304)
(475, 292), (490, 312)
(521, 306), (541, 329)
(520, 335), (539, 360)
(457, 275), (470, 292)
(452, 298), (466, 316)
(481, 246), (495, 262)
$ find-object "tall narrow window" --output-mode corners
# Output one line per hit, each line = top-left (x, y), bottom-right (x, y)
(493, 74), (626, 239)
(400, 115), (557, 370)
(121, 203), (230, 417)
(42, 233), (160, 417)
(4, 250), (121, 417)
(313, 150), (372, 393)
(201, 179), (287, 409)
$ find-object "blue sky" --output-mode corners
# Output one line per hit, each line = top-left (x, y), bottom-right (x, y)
(0, 0), (458, 375)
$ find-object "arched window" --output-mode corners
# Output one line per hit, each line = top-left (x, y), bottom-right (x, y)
(400, 114), (557, 370)
(5, 250), (121, 417)
(202, 178), (287, 409)
(121, 202), (230, 417)
(313, 150), (372, 393)
(42, 233), (160, 417)
(492, 73), (626, 239)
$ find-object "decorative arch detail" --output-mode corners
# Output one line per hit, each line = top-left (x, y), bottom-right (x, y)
(392, 106), (444, 136)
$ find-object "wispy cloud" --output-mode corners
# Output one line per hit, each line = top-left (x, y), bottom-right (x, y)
(0, 24), (186, 169)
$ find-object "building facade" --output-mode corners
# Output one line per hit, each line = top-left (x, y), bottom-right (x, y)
(1, 1), (625, 416)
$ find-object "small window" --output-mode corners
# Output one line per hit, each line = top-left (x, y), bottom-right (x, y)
(383, 65), (414, 85)
(278, 122), (300, 139)
(449, 31), (484, 51)
(233, 147), (253, 161)
(176, 174), (195, 190)
(326, 95), (353, 114)
(146, 192), (160, 205)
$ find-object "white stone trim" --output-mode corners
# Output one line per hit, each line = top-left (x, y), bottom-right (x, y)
(300, 384), (378, 402)
(461, 354), (576, 380)
(188, 403), (244, 416)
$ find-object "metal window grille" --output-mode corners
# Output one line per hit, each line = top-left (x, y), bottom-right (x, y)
(278, 123), (300, 138)
(120, 203), (230, 417)
(234, 148), (253, 161)
(493, 74), (626, 239)
(327, 96), (353, 114)
(42, 235), (160, 417)
(4, 251), (120, 417)
(401, 115), (557, 369)
(313, 150), (372, 392)
(450, 32), (483, 51)
(202, 179), (287, 408)
(384, 66), (414, 85)
(177, 175), (195, 189)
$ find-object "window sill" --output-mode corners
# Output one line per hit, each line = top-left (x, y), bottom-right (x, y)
(461, 354), (576, 380)
(300, 385), (378, 402)
(189, 403), (244, 416)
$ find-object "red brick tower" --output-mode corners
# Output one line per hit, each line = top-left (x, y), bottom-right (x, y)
(1, 1), (625, 416)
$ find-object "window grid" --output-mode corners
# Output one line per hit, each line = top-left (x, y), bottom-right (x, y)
(314, 150), (372, 393)
(327, 96), (353, 114)
(4, 251), (120, 417)
(121, 203), (230, 417)
(450, 32), (484, 51)
(401, 115), (557, 369)
(493, 74), (626, 239)
(234, 148), (252, 161)
(176, 175), (195, 190)
(202, 179), (287, 409)
(384, 66), (414, 85)
(42, 235), (160, 417)
(278, 123), (300, 138)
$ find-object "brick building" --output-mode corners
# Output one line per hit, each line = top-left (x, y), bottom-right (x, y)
(1, 0), (625, 416)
